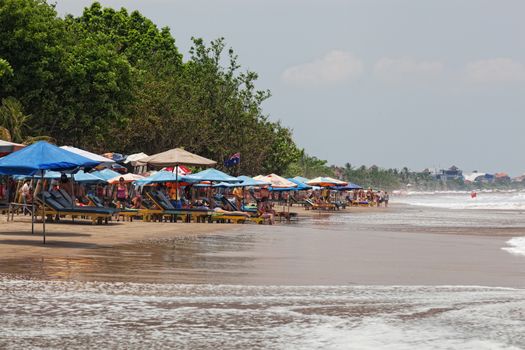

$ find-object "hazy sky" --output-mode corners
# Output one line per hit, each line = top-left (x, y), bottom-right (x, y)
(54, 0), (525, 175)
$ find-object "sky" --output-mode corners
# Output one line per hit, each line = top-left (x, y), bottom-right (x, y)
(54, 0), (525, 175)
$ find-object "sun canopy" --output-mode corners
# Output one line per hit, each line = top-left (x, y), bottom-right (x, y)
(292, 176), (311, 183)
(213, 175), (270, 188)
(141, 148), (216, 167)
(124, 152), (149, 165)
(135, 170), (197, 185)
(185, 168), (239, 183)
(307, 176), (347, 187)
(288, 178), (312, 190)
(268, 178), (311, 192)
(254, 174), (297, 188)
(60, 146), (114, 164)
(0, 141), (100, 176)
(91, 168), (121, 181)
(329, 182), (363, 191)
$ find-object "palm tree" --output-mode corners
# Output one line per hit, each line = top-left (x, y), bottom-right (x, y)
(0, 97), (29, 143)
(0, 126), (11, 141)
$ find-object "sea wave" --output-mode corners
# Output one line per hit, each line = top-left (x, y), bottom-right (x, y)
(393, 192), (525, 210)
(502, 237), (525, 257)
(0, 279), (524, 349)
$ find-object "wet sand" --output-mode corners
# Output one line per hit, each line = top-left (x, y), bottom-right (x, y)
(0, 218), (243, 259)
(0, 205), (524, 287)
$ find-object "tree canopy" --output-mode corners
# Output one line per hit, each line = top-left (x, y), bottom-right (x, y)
(0, 0), (300, 175)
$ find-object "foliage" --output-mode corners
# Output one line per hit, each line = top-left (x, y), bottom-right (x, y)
(336, 163), (401, 190)
(0, 58), (13, 78)
(284, 151), (334, 179)
(0, 97), (29, 143)
(0, 0), (300, 174)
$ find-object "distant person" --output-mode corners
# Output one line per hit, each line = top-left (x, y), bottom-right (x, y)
(384, 192), (390, 207)
(259, 187), (270, 206)
(131, 193), (142, 209)
(115, 177), (128, 209)
(19, 180), (31, 215)
(232, 186), (243, 210)
(59, 174), (73, 196)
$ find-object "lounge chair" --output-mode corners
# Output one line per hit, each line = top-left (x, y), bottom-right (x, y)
(304, 199), (336, 211)
(143, 191), (187, 222)
(150, 190), (214, 223)
(37, 191), (113, 224)
(210, 209), (251, 224)
(86, 193), (139, 221)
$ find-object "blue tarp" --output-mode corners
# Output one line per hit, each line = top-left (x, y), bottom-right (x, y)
(185, 168), (240, 183)
(91, 168), (121, 181)
(0, 141), (100, 176)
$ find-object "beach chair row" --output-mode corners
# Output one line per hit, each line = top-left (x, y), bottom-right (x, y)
(31, 189), (264, 225)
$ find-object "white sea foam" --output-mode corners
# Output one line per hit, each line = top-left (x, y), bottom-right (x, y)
(502, 237), (525, 257)
(394, 191), (525, 210)
(0, 279), (524, 349)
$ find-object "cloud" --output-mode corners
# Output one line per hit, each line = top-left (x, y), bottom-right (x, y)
(282, 50), (364, 87)
(373, 58), (444, 82)
(465, 58), (525, 83)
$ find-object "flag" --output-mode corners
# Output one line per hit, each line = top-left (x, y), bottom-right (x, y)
(224, 152), (241, 167)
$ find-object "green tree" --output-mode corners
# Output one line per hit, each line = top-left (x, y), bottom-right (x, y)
(0, 58), (13, 78)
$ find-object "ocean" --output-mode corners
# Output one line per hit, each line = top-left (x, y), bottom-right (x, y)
(393, 191), (525, 257)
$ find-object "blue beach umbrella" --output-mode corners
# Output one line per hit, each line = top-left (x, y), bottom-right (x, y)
(74, 170), (107, 184)
(0, 141), (100, 176)
(292, 176), (311, 184)
(185, 168), (240, 183)
(0, 141), (101, 243)
(329, 183), (363, 191)
(91, 168), (121, 181)
(288, 178), (312, 190)
(135, 170), (197, 185)
(213, 175), (270, 188)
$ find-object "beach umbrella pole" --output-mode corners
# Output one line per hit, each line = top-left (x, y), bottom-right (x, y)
(31, 175), (35, 235)
(41, 172), (46, 244)
(175, 165), (179, 202)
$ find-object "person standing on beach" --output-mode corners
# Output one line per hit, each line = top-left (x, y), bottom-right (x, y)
(384, 192), (389, 207)
(115, 177), (128, 209)
(19, 180), (31, 215)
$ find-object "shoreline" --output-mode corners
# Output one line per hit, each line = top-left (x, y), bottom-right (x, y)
(1, 204), (524, 287)
(1, 203), (524, 260)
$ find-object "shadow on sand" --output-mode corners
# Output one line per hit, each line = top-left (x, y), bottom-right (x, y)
(0, 239), (101, 249)
(0, 231), (91, 238)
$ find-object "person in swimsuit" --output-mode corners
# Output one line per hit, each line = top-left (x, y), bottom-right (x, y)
(115, 177), (128, 209)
